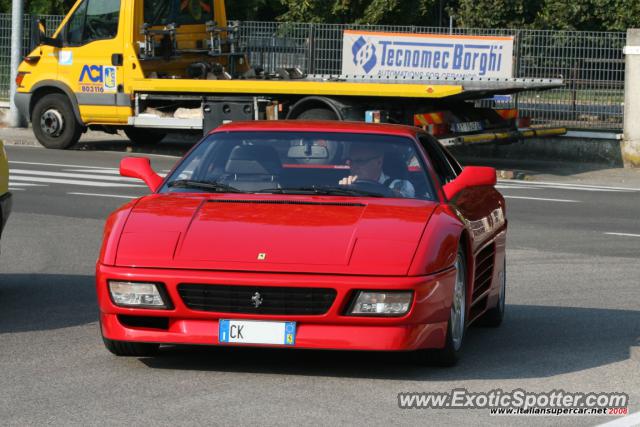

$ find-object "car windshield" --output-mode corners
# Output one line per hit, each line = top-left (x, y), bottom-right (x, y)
(162, 131), (435, 200)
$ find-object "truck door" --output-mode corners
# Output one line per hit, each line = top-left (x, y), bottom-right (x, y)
(57, 0), (126, 124)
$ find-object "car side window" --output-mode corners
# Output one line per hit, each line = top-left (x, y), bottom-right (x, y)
(439, 143), (463, 176)
(418, 136), (457, 185)
(65, 0), (121, 46)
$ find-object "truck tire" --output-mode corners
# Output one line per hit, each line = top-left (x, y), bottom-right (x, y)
(124, 127), (167, 145)
(32, 93), (83, 149)
(102, 336), (160, 357)
(296, 108), (338, 121)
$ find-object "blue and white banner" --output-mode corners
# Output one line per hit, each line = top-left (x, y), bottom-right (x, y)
(342, 30), (514, 80)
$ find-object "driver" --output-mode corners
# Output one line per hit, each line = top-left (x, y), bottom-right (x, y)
(339, 144), (415, 198)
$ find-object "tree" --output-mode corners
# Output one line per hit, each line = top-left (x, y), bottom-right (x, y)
(453, 0), (542, 29)
(278, 0), (444, 26)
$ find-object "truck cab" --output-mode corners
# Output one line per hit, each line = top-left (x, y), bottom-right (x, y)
(15, 0), (226, 149)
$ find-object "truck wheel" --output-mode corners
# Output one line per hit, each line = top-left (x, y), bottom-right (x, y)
(102, 336), (160, 357)
(296, 108), (338, 120)
(32, 93), (83, 149)
(124, 127), (167, 145)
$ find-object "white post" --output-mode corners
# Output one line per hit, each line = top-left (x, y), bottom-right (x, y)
(622, 29), (640, 167)
(8, 0), (26, 127)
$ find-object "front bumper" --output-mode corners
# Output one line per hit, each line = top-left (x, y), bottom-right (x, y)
(97, 265), (456, 351)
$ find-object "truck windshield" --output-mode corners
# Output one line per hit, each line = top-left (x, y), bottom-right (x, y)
(162, 131), (436, 201)
(144, 0), (214, 26)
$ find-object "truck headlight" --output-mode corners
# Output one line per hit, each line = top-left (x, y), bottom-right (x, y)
(108, 281), (168, 309)
(349, 291), (413, 316)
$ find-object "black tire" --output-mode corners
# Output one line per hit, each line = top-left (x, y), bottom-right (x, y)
(124, 127), (167, 145)
(295, 108), (338, 120)
(477, 257), (506, 327)
(102, 336), (160, 357)
(32, 93), (83, 149)
(415, 247), (468, 367)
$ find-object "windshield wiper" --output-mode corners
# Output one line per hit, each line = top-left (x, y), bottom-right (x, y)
(258, 186), (385, 198)
(168, 180), (245, 193)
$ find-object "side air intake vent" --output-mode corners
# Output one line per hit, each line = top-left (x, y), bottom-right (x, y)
(472, 243), (495, 300)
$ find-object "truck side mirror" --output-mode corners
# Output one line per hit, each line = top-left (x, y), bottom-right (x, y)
(34, 18), (63, 48)
(120, 157), (164, 192)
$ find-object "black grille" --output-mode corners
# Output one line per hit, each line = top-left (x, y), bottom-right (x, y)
(177, 284), (337, 315)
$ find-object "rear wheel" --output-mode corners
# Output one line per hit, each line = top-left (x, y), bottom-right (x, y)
(32, 93), (83, 149)
(124, 127), (167, 145)
(415, 248), (467, 367)
(102, 336), (160, 357)
(478, 257), (506, 327)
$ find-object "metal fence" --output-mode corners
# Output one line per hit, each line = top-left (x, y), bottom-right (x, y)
(0, 14), (627, 130)
(240, 22), (627, 130)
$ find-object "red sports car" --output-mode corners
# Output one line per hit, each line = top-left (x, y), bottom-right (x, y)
(97, 121), (507, 366)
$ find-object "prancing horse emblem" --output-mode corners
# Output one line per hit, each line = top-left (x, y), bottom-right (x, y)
(251, 292), (263, 308)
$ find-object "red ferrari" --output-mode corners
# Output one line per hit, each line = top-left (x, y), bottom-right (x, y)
(97, 121), (507, 366)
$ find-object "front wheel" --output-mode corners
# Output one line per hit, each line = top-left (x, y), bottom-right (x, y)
(415, 248), (467, 367)
(32, 93), (83, 149)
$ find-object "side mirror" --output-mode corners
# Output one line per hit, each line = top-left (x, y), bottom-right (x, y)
(120, 157), (164, 192)
(442, 166), (496, 201)
(33, 18), (63, 48)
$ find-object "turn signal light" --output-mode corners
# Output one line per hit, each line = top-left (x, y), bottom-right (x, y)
(15, 72), (29, 88)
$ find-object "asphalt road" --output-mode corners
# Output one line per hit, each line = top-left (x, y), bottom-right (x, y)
(0, 138), (639, 426)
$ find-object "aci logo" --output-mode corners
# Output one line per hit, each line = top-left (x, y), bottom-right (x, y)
(352, 36), (377, 74)
(80, 65), (105, 83)
(79, 65), (117, 92)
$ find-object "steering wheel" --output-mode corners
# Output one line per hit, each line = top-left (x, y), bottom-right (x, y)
(350, 179), (396, 197)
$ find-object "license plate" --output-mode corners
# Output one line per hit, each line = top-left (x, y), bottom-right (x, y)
(451, 121), (484, 133)
(218, 319), (296, 346)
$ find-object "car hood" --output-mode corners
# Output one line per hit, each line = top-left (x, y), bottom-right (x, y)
(115, 194), (436, 275)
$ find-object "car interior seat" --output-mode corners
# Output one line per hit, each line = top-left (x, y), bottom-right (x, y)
(222, 145), (282, 191)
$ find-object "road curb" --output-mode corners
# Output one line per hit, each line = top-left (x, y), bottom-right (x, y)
(496, 169), (529, 180)
(631, 342), (640, 362)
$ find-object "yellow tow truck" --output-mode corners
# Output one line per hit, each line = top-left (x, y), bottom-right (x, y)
(14, 0), (565, 149)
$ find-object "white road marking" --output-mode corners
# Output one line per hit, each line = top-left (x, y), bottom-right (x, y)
(8, 188), (25, 191)
(496, 184), (541, 190)
(498, 179), (640, 192)
(504, 195), (580, 203)
(10, 176), (146, 188)
(597, 411), (640, 427)
(65, 168), (167, 178)
(64, 169), (121, 174)
(9, 161), (113, 169)
(68, 192), (138, 199)
(11, 169), (140, 182)
(7, 183), (47, 187)
(604, 232), (640, 238)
